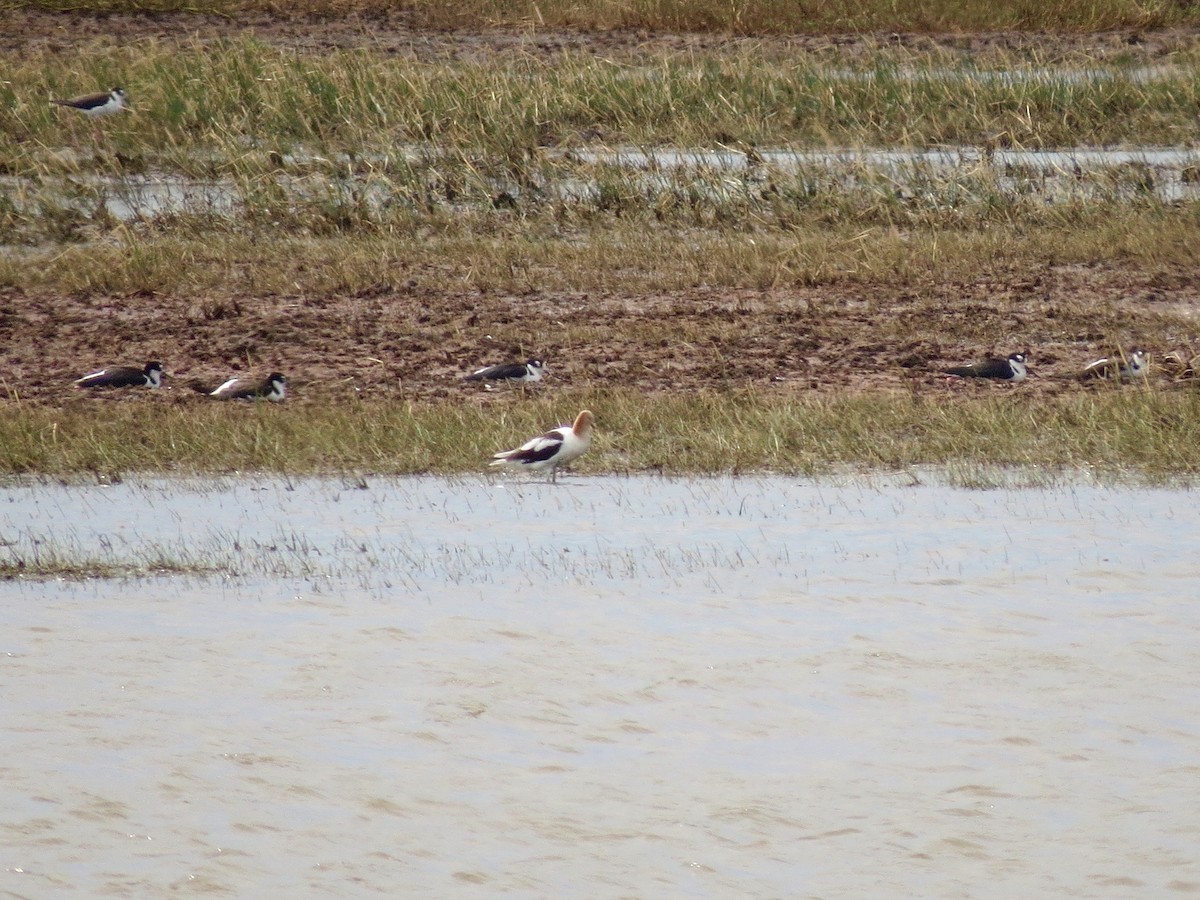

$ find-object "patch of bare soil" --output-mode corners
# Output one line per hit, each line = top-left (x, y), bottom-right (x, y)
(3, 10), (1200, 62)
(2, 262), (1197, 410)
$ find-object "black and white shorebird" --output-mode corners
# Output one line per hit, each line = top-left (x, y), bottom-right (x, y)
(51, 87), (128, 119)
(464, 359), (546, 386)
(210, 372), (287, 401)
(75, 361), (163, 390)
(490, 410), (594, 483)
(1081, 349), (1149, 381)
(944, 352), (1029, 382)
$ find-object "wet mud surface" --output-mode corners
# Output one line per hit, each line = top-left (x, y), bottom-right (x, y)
(2, 261), (1197, 409)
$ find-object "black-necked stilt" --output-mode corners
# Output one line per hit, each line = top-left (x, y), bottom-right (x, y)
(51, 87), (128, 119)
(75, 361), (163, 389)
(490, 410), (594, 483)
(945, 352), (1028, 382)
(1081, 349), (1149, 381)
(464, 359), (546, 385)
(210, 373), (287, 401)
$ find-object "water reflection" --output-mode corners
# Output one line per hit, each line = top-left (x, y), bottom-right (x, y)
(0, 473), (1192, 594)
(2, 475), (1198, 895)
(3, 141), (1198, 236)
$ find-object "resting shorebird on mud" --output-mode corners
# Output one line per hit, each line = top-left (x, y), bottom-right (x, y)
(1081, 349), (1149, 382)
(945, 352), (1028, 383)
(75, 361), (163, 390)
(464, 359), (546, 386)
(490, 410), (594, 483)
(210, 372), (287, 401)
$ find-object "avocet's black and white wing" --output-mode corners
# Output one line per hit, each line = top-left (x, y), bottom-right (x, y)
(490, 410), (594, 482)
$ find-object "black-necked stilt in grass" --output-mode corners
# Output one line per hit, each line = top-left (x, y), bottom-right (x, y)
(490, 410), (594, 483)
(945, 352), (1028, 382)
(464, 359), (546, 386)
(51, 87), (128, 119)
(75, 361), (163, 389)
(1081, 349), (1149, 381)
(210, 373), (287, 401)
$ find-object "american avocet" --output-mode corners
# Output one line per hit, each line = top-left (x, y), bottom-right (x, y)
(51, 87), (128, 119)
(945, 352), (1028, 382)
(75, 361), (163, 389)
(210, 373), (287, 401)
(465, 359), (546, 385)
(1081, 348), (1149, 381)
(490, 410), (594, 482)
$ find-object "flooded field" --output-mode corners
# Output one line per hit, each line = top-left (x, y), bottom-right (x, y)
(2, 474), (1199, 895)
(4, 144), (1198, 234)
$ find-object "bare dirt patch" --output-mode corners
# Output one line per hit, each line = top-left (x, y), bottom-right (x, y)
(3, 260), (1197, 411)
(4, 10), (1200, 62)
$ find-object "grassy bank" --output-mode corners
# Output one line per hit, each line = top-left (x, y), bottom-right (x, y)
(5, 204), (1198, 296)
(8, 0), (1199, 33)
(5, 39), (1200, 178)
(2, 390), (1198, 480)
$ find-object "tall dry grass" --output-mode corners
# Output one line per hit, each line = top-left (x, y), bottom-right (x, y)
(4, 40), (1200, 175)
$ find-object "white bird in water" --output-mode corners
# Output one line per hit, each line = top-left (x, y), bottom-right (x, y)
(490, 410), (594, 482)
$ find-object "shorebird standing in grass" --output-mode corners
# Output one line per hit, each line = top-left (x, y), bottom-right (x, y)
(210, 372), (287, 401)
(490, 410), (594, 483)
(1081, 349), (1149, 381)
(464, 359), (546, 386)
(51, 86), (129, 141)
(75, 361), (163, 390)
(945, 352), (1028, 382)
(51, 87), (128, 119)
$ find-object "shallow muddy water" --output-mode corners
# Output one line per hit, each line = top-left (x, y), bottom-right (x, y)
(4, 142), (1198, 237)
(2, 474), (1199, 896)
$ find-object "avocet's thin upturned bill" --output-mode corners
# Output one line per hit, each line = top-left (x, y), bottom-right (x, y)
(945, 352), (1028, 382)
(465, 359), (546, 385)
(1081, 349), (1149, 381)
(51, 87), (128, 118)
(75, 361), (163, 389)
(210, 373), (287, 401)
(491, 410), (594, 482)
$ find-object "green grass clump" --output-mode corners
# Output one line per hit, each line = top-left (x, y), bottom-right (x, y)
(0, 527), (230, 580)
(2, 390), (1198, 480)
